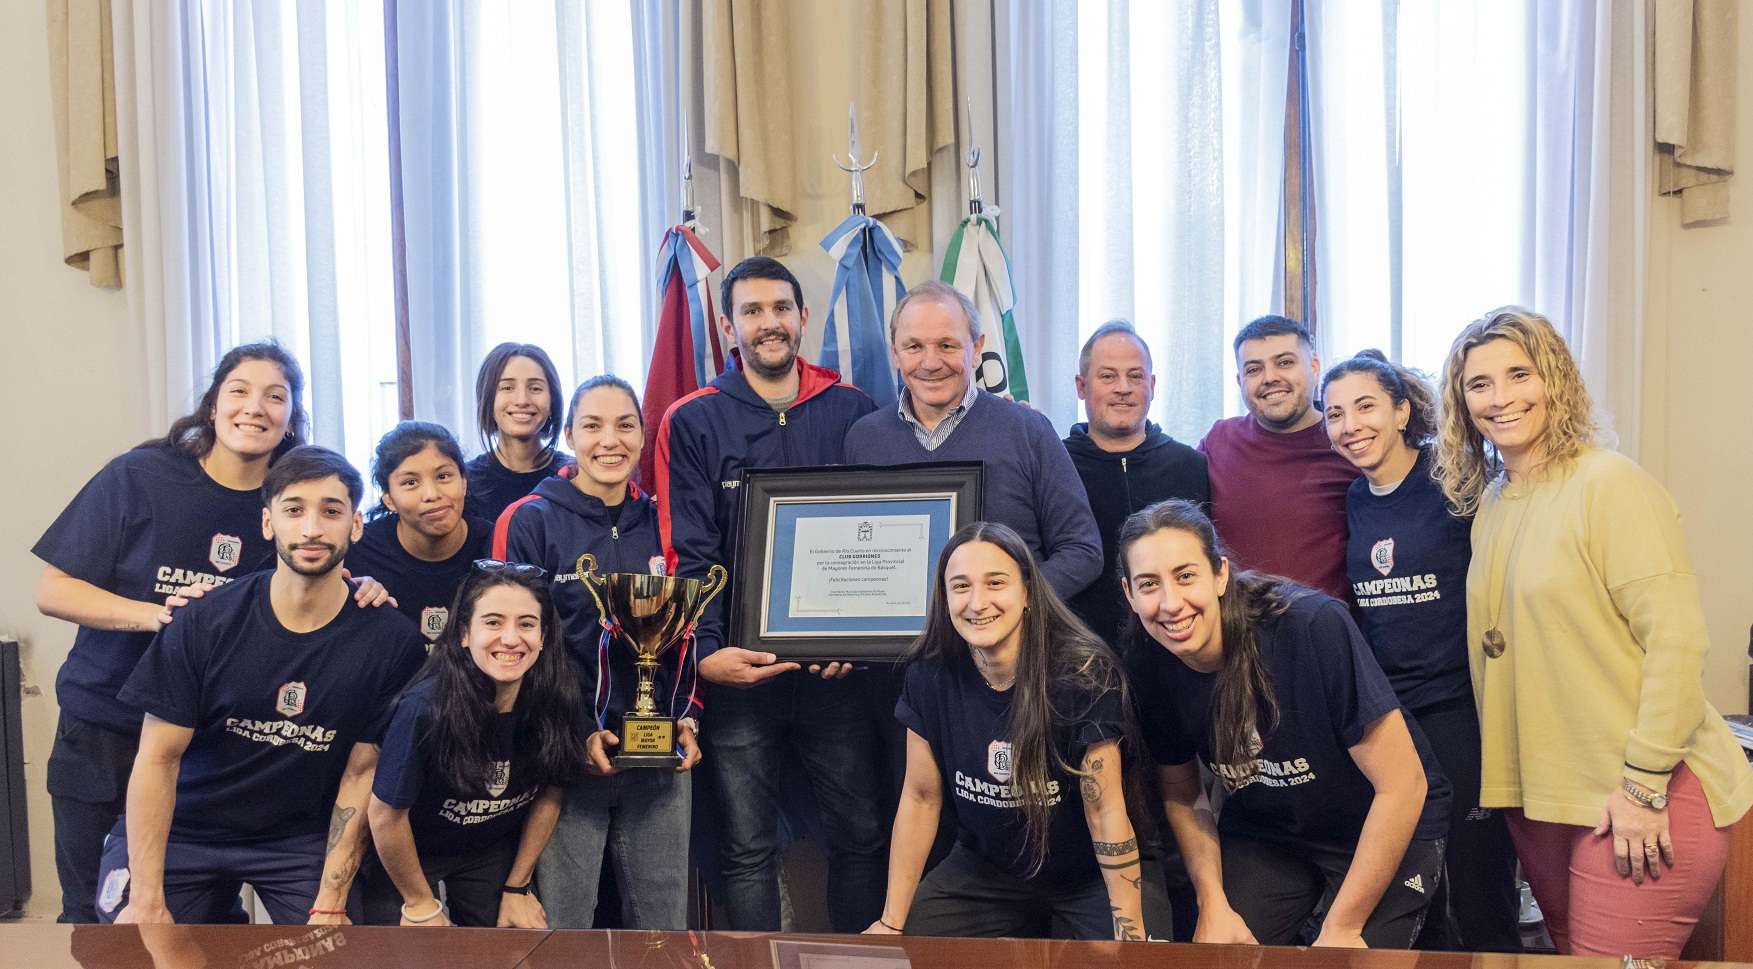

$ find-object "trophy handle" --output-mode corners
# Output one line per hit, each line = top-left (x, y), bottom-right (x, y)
(690, 564), (729, 625)
(575, 552), (609, 620)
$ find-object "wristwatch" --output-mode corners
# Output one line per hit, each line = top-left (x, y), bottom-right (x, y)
(1622, 779), (1669, 811)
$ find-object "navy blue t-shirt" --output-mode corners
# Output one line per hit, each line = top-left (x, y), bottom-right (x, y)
(896, 657), (1124, 884)
(371, 678), (539, 856)
(346, 514), (492, 645)
(1126, 592), (1450, 853)
(34, 445), (277, 732)
(1345, 448), (1473, 711)
(463, 451), (571, 526)
(118, 572), (425, 843)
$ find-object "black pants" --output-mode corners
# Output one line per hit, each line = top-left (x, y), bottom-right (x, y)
(360, 836), (518, 927)
(1222, 835), (1445, 948)
(905, 842), (1112, 941)
(1411, 696), (1523, 952)
(46, 713), (137, 923)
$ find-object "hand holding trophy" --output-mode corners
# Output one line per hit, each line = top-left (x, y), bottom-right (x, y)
(576, 553), (727, 766)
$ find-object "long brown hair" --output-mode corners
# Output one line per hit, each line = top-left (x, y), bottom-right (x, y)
(416, 566), (588, 793)
(144, 341), (309, 460)
(1115, 500), (1305, 781)
(906, 521), (1140, 875)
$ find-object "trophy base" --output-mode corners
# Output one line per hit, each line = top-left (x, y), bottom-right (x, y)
(614, 713), (676, 768)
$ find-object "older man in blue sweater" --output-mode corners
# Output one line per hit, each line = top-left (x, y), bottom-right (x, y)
(844, 281), (1101, 600)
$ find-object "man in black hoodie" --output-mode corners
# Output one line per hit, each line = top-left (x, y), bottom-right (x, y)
(1064, 322), (1210, 645)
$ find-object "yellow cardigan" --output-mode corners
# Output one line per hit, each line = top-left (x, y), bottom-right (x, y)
(1466, 447), (1753, 827)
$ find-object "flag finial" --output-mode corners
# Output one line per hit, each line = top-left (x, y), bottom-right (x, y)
(964, 97), (984, 215)
(834, 102), (878, 216)
(680, 114), (696, 225)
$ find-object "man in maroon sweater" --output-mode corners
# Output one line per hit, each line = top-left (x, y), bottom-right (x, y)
(1199, 316), (1360, 601)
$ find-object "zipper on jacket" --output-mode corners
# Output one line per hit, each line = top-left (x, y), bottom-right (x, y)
(1122, 456), (1136, 511)
(778, 410), (788, 427)
(611, 526), (620, 541)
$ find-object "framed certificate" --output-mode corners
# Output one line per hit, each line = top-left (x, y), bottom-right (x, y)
(731, 462), (985, 661)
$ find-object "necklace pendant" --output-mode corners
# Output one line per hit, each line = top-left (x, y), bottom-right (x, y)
(1483, 628), (1507, 659)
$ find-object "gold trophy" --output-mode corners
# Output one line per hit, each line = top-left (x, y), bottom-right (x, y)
(577, 553), (728, 766)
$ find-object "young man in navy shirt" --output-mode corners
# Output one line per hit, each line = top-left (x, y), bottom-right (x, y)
(654, 256), (887, 932)
(98, 446), (425, 925)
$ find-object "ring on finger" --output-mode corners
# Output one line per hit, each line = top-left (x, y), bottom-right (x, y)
(1644, 843), (1660, 856)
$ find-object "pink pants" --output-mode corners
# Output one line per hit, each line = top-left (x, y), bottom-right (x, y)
(1506, 764), (1732, 958)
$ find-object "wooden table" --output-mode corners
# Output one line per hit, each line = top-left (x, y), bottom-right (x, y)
(4, 925), (1751, 969)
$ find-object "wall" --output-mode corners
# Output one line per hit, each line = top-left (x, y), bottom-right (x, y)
(0, 1), (146, 920)
(1641, 8), (1753, 717)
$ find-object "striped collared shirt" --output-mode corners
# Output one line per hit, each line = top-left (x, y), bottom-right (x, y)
(898, 380), (980, 451)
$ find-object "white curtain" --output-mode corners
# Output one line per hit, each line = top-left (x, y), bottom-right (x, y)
(114, 0), (669, 473)
(1307, 0), (1648, 455)
(390, 0), (656, 451)
(996, 0), (1289, 441)
(114, 0), (394, 467)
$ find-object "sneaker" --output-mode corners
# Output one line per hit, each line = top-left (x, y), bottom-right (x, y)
(1518, 881), (1543, 926)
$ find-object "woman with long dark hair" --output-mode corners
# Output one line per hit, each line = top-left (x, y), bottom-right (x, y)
(1322, 351), (1520, 951)
(1118, 499), (1450, 948)
(464, 343), (571, 524)
(1433, 308), (1751, 957)
(33, 342), (310, 922)
(865, 522), (1145, 941)
(362, 562), (588, 927)
(349, 422), (493, 645)
(495, 375), (701, 929)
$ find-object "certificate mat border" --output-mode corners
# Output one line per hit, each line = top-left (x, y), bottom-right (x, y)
(758, 493), (956, 638)
(731, 462), (985, 662)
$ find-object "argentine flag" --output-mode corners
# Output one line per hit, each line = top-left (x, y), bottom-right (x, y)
(820, 214), (905, 409)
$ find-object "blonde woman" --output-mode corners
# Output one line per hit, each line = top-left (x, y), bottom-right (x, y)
(1433, 307), (1752, 957)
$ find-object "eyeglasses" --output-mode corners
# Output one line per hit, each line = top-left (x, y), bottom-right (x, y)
(471, 559), (548, 579)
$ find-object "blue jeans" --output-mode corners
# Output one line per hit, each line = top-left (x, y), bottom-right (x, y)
(537, 769), (691, 929)
(704, 672), (888, 932)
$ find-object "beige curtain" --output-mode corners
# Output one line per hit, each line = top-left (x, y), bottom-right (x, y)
(701, 0), (799, 255)
(698, 0), (955, 257)
(46, 0), (122, 287)
(1654, 0), (1738, 225)
(851, 0), (957, 249)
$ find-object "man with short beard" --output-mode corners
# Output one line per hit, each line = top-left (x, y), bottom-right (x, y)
(654, 256), (888, 933)
(1199, 316), (1360, 601)
(98, 446), (424, 925)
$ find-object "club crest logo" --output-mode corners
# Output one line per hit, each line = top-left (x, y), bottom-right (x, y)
(420, 606), (449, 642)
(987, 740), (1013, 783)
(648, 556), (667, 577)
(857, 521), (874, 542)
(276, 681), (307, 717)
(1370, 538), (1395, 577)
(210, 533), (243, 573)
(485, 760), (511, 797)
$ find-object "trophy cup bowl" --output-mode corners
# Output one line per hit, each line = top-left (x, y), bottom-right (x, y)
(577, 553), (727, 766)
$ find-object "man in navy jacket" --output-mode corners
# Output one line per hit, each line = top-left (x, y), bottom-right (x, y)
(654, 256), (886, 933)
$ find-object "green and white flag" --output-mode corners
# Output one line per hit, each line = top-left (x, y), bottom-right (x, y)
(941, 213), (1030, 403)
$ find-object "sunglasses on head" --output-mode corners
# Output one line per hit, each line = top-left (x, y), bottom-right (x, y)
(471, 559), (547, 579)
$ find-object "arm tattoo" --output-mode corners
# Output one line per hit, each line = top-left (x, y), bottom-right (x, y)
(326, 805), (355, 852)
(1111, 905), (1143, 941)
(1092, 836), (1137, 856)
(1121, 872), (1142, 891)
(1080, 757), (1104, 803)
(1098, 858), (1142, 870)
